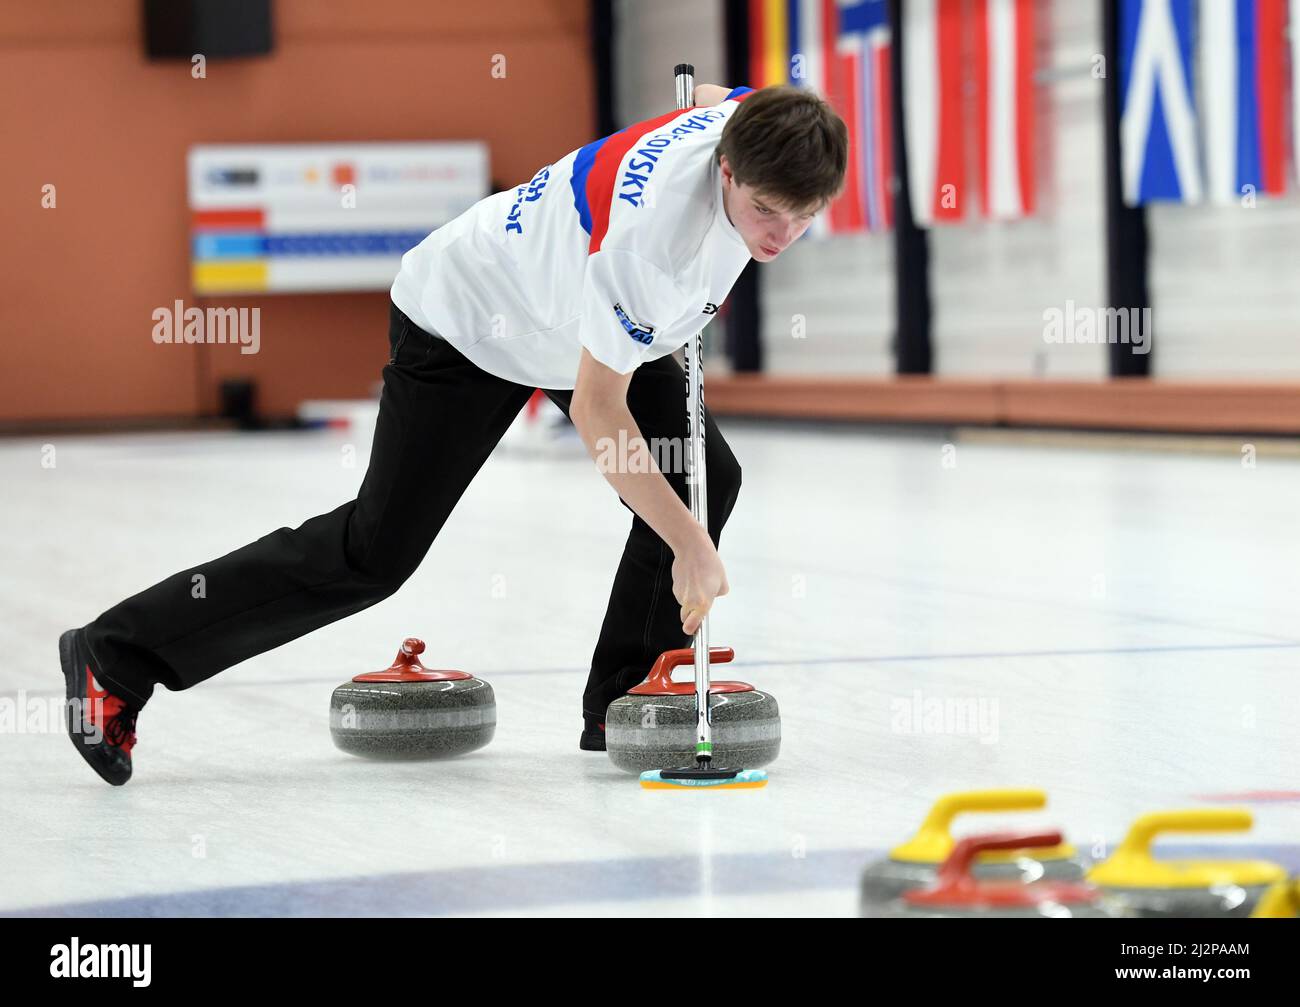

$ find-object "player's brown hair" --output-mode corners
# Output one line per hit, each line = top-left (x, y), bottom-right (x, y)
(715, 85), (848, 214)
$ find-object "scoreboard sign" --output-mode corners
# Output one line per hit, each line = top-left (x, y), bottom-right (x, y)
(187, 142), (489, 295)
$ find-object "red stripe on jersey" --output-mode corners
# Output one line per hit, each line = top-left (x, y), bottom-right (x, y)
(585, 108), (688, 254)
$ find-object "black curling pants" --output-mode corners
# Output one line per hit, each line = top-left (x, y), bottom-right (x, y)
(83, 300), (742, 724)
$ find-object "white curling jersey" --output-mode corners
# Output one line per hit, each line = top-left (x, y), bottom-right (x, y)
(390, 87), (757, 390)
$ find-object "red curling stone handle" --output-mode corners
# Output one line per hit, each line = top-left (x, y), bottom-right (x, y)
(907, 830), (1100, 909)
(352, 637), (474, 682)
(627, 646), (754, 695)
(937, 830), (1064, 885)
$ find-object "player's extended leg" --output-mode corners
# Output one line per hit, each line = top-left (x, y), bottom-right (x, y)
(76, 303), (535, 710)
(543, 353), (742, 743)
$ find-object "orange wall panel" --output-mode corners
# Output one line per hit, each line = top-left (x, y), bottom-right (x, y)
(0, 0), (594, 423)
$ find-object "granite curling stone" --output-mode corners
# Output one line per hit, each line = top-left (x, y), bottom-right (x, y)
(886, 831), (1124, 919)
(1088, 809), (1286, 918)
(605, 647), (780, 775)
(330, 637), (495, 759)
(860, 789), (1088, 917)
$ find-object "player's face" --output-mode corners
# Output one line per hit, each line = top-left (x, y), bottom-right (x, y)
(719, 156), (820, 262)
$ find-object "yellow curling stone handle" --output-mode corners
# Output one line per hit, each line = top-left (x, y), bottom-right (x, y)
(890, 789), (1076, 864)
(1250, 877), (1300, 919)
(1089, 809), (1287, 889)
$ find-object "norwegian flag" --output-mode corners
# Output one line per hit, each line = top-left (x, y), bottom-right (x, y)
(835, 0), (894, 231)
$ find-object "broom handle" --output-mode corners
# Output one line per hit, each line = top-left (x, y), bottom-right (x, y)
(673, 63), (713, 766)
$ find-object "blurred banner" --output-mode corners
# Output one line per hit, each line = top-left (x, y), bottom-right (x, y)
(1119, 0), (1291, 206)
(187, 142), (489, 294)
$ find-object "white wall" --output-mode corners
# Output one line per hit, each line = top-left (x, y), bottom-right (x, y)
(759, 231), (896, 373)
(1148, 197), (1300, 377)
(615, 0), (727, 124)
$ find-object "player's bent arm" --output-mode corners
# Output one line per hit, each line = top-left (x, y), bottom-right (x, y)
(693, 84), (734, 106)
(570, 347), (710, 557)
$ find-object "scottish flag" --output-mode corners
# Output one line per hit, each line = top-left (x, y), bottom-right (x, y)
(1119, 0), (1202, 204)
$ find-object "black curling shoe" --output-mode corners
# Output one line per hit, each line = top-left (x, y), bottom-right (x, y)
(59, 628), (141, 787)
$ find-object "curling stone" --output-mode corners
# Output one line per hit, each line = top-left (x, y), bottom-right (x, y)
(1088, 809), (1286, 918)
(1251, 876), (1300, 918)
(885, 831), (1124, 918)
(604, 647), (779, 775)
(859, 789), (1088, 917)
(329, 638), (495, 759)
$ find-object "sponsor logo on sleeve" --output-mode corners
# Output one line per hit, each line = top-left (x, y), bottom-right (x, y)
(613, 302), (655, 345)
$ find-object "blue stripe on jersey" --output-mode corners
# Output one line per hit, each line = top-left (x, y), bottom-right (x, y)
(570, 128), (626, 237)
(725, 86), (755, 100)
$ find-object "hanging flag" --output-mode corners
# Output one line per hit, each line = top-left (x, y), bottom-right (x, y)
(1293, 0), (1300, 185)
(749, 0), (790, 89)
(747, 0), (873, 235)
(901, 0), (967, 225)
(1200, 0), (1288, 202)
(836, 0), (893, 231)
(1200, 0), (1288, 204)
(972, 0), (1036, 219)
(1118, 0), (1202, 204)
